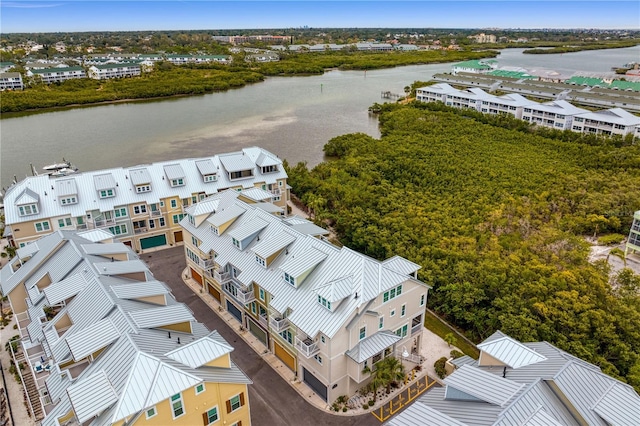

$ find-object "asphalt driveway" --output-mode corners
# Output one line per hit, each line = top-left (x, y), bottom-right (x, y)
(144, 246), (379, 426)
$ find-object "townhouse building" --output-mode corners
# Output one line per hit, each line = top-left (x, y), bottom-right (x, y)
(27, 66), (87, 83)
(571, 107), (640, 136)
(0, 72), (24, 90)
(451, 59), (497, 75)
(521, 100), (589, 130)
(88, 63), (142, 79)
(625, 210), (640, 257)
(0, 61), (16, 72)
(0, 230), (252, 426)
(387, 331), (640, 426)
(479, 93), (531, 119)
(179, 191), (431, 404)
(2, 147), (288, 253)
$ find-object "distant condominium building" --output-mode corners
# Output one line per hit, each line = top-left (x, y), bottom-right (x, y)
(571, 108), (640, 136)
(451, 59), (498, 75)
(180, 190), (430, 404)
(626, 210), (640, 257)
(0, 230), (252, 425)
(3, 147), (288, 253)
(521, 100), (589, 130)
(0, 72), (24, 90)
(27, 66), (86, 83)
(88, 63), (141, 79)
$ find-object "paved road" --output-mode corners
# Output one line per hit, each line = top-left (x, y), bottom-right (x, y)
(144, 247), (379, 426)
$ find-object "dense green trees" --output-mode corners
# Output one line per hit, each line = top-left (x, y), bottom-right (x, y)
(287, 102), (640, 391)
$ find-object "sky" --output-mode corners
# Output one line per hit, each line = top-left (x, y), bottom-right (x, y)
(1, 1), (639, 33)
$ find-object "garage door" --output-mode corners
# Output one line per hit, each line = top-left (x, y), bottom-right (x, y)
(247, 317), (268, 346)
(140, 234), (167, 250)
(274, 342), (296, 371)
(174, 231), (183, 243)
(207, 283), (221, 302)
(303, 368), (327, 402)
(227, 300), (242, 323)
(190, 268), (203, 285)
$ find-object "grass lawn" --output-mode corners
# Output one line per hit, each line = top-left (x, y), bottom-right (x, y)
(424, 310), (480, 359)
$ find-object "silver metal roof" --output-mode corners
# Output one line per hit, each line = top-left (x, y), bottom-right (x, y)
(129, 167), (152, 185)
(129, 304), (193, 329)
(279, 247), (327, 278)
(207, 204), (246, 228)
(288, 222), (329, 236)
(345, 331), (401, 363)
(81, 242), (131, 256)
(17, 241), (40, 259)
(67, 369), (118, 423)
(239, 187), (274, 202)
(386, 402), (466, 426)
(66, 317), (120, 361)
(110, 280), (168, 300)
(164, 163), (185, 180)
(382, 255), (421, 276)
(252, 230), (296, 259)
(592, 383), (640, 425)
(444, 364), (524, 407)
(93, 173), (117, 191)
(15, 187), (39, 205)
(165, 333), (234, 368)
(43, 273), (88, 305)
(254, 202), (285, 214)
(76, 228), (115, 242)
(94, 259), (148, 275)
(255, 151), (280, 167)
(478, 336), (547, 369)
(219, 152), (255, 172)
(195, 159), (216, 176)
(55, 178), (78, 197)
(227, 217), (269, 242)
(315, 275), (353, 303)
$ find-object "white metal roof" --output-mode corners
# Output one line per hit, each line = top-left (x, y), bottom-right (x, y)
(110, 281), (168, 300)
(195, 159), (216, 175)
(345, 331), (401, 363)
(94, 259), (148, 275)
(279, 247), (327, 278)
(81, 242), (131, 256)
(55, 178), (78, 197)
(129, 304), (193, 329)
(574, 107), (640, 126)
(15, 187), (39, 205)
(17, 241), (40, 259)
(314, 275), (353, 303)
(592, 383), (640, 426)
(65, 317), (120, 361)
(93, 173), (116, 191)
(444, 364), (524, 406)
(165, 333), (234, 368)
(129, 167), (152, 185)
(478, 336), (547, 369)
(252, 230), (296, 259)
(255, 151), (281, 167)
(386, 402), (466, 426)
(164, 163), (185, 180)
(219, 152), (256, 172)
(239, 187), (274, 202)
(67, 369), (118, 423)
(227, 218), (269, 242)
(43, 273), (88, 305)
(382, 255), (421, 276)
(76, 228), (115, 242)
(207, 204), (246, 228)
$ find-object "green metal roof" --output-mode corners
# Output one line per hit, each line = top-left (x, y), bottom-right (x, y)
(488, 70), (536, 79)
(609, 80), (640, 92)
(453, 59), (497, 70)
(566, 76), (607, 87)
(31, 66), (85, 74)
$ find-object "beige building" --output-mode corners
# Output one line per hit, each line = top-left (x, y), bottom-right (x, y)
(0, 229), (252, 426)
(2, 147), (288, 253)
(180, 190), (431, 404)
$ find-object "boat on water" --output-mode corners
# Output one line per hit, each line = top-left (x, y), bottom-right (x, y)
(42, 158), (78, 177)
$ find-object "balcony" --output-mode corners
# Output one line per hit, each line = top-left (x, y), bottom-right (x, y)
(213, 270), (231, 284)
(412, 323), (422, 336)
(258, 313), (269, 329)
(134, 227), (147, 235)
(269, 316), (290, 333)
(295, 336), (319, 358)
(149, 210), (162, 218)
(91, 218), (116, 228)
(235, 286), (256, 304)
(270, 188), (281, 196)
(202, 259), (215, 270)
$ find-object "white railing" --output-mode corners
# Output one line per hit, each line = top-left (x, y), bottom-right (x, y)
(294, 336), (319, 358)
(269, 316), (290, 333)
(149, 210), (162, 218)
(213, 270), (231, 284)
(235, 286), (255, 304)
(134, 227), (147, 235)
(202, 259), (215, 270)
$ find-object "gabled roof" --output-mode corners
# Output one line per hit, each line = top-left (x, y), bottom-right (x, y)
(129, 304), (193, 329)
(165, 332), (234, 368)
(110, 281), (168, 300)
(76, 228), (115, 243)
(280, 247), (328, 278)
(207, 204), (246, 228)
(478, 336), (547, 369)
(382, 255), (421, 276)
(592, 383), (640, 425)
(227, 218), (269, 242)
(345, 331), (401, 363)
(387, 402), (466, 426)
(15, 187), (39, 205)
(219, 153), (255, 172)
(314, 275), (353, 303)
(444, 365), (524, 407)
(252, 231), (296, 259)
(65, 317), (120, 361)
(67, 369), (118, 423)
(43, 273), (88, 305)
(255, 151), (280, 167)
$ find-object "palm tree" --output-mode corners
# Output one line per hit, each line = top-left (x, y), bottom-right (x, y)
(378, 356), (406, 394)
(362, 364), (386, 402)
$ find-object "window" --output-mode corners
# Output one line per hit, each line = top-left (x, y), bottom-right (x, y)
(314, 354), (323, 364)
(58, 218), (72, 228)
(170, 199), (178, 208)
(256, 255), (266, 267)
(133, 204), (147, 215)
(145, 406), (157, 419)
(171, 178), (184, 187)
(35, 221), (50, 232)
(159, 217), (166, 227)
(232, 238), (241, 249)
(60, 197), (77, 205)
(383, 285), (403, 303)
(390, 309), (396, 317)
(401, 304), (406, 317)
(108, 224), (127, 235)
(280, 329), (292, 344)
(211, 225), (219, 235)
(359, 326), (366, 340)
(420, 294), (425, 307)
(172, 214), (185, 224)
(204, 406), (219, 424)
(372, 352), (383, 364)
(317, 295), (331, 311)
(395, 324), (408, 338)
(196, 383), (205, 395)
(259, 288), (265, 301)
(226, 393), (244, 413)
(204, 174), (217, 182)
(186, 248), (200, 265)
(99, 189), (114, 198)
(136, 185), (151, 193)
(284, 273), (295, 286)
(250, 302), (256, 314)
(160, 200), (165, 207)
(18, 204), (39, 216)
(149, 220), (156, 229)
(171, 393), (184, 418)
(192, 236), (200, 247)
(114, 207), (127, 218)
(379, 316), (384, 330)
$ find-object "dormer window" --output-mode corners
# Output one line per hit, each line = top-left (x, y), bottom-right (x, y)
(204, 174), (217, 182)
(232, 238), (241, 249)
(99, 189), (115, 198)
(18, 204), (39, 216)
(317, 295), (332, 311)
(136, 185), (151, 193)
(256, 255), (266, 268)
(261, 165), (278, 173)
(164, 163), (186, 187)
(56, 179), (78, 206)
(60, 196), (77, 206)
(171, 178), (184, 187)
(210, 225), (219, 235)
(284, 273), (295, 286)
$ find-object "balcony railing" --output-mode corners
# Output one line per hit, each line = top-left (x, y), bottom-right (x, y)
(149, 210), (162, 218)
(134, 227), (147, 235)
(201, 259), (215, 270)
(295, 336), (319, 358)
(258, 313), (269, 329)
(270, 188), (281, 196)
(269, 316), (290, 333)
(235, 286), (255, 304)
(213, 271), (231, 284)
(412, 324), (422, 336)
(91, 218), (116, 228)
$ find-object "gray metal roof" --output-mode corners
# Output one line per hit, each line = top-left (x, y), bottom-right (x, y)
(382, 255), (421, 276)
(93, 173), (117, 191)
(227, 217), (269, 242)
(255, 151), (280, 167)
(239, 187), (274, 202)
(129, 304), (193, 329)
(478, 336), (547, 369)
(66, 317), (120, 361)
(55, 178), (78, 197)
(207, 204), (246, 228)
(94, 259), (148, 275)
(420, 386), (504, 425)
(280, 247), (328, 278)
(15, 187), (39, 204)
(81, 242), (131, 256)
(315, 275), (354, 303)
(219, 152), (256, 172)
(592, 383), (640, 425)
(345, 331), (401, 363)
(163, 163), (185, 180)
(110, 280), (168, 300)
(386, 402), (466, 426)
(67, 369), (118, 423)
(195, 159), (217, 175)
(254, 202), (285, 214)
(444, 365), (524, 407)
(288, 222), (329, 236)
(165, 333), (234, 368)
(252, 230), (296, 259)
(43, 273), (88, 305)
(129, 167), (152, 185)
(16, 241), (40, 259)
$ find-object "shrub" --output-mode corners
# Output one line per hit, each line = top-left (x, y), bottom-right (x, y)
(434, 357), (448, 379)
(368, 400), (375, 407)
(598, 234), (625, 245)
(450, 350), (465, 359)
(362, 404), (369, 410)
(343, 407), (347, 412)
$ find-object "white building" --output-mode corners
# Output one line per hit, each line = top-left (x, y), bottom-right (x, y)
(88, 63), (141, 80)
(521, 100), (589, 130)
(27, 66), (86, 83)
(571, 108), (640, 136)
(479, 93), (531, 119)
(0, 72), (24, 90)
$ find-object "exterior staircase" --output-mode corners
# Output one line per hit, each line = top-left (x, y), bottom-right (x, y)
(12, 349), (44, 421)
